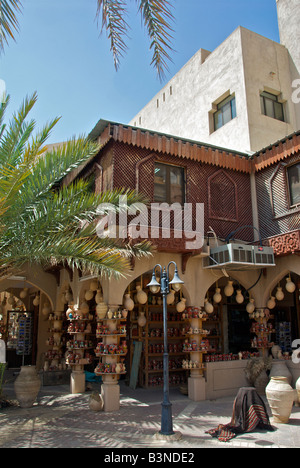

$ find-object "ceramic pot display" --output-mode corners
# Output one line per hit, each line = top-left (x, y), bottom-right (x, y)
(89, 392), (104, 412)
(167, 289), (175, 305)
(235, 289), (244, 304)
(136, 285), (148, 305)
(95, 290), (103, 304)
(137, 311), (147, 327)
(96, 302), (108, 319)
(213, 287), (222, 304)
(85, 290), (94, 301)
(14, 366), (41, 408)
(124, 294), (134, 311)
(176, 298), (186, 313)
(224, 280), (234, 297)
(266, 377), (295, 424)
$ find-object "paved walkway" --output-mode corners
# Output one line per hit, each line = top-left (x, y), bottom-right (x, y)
(0, 375), (300, 449)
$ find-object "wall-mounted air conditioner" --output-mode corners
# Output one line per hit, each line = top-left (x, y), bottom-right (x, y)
(202, 243), (275, 270)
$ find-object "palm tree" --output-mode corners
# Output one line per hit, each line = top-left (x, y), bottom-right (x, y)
(0, 92), (152, 279)
(0, 0), (174, 80)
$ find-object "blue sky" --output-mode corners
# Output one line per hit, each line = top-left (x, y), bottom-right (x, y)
(0, 0), (280, 143)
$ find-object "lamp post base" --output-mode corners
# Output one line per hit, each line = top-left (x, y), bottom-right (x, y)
(154, 431), (183, 441)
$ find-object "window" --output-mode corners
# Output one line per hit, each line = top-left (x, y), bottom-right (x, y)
(154, 163), (185, 205)
(260, 91), (284, 122)
(287, 163), (300, 207)
(214, 95), (236, 131)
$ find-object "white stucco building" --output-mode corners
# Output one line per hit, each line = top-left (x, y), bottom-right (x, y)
(129, 0), (300, 154)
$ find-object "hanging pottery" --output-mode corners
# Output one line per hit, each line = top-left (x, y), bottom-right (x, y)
(246, 298), (255, 314)
(95, 289), (103, 304)
(167, 289), (175, 305)
(267, 296), (276, 310)
(96, 302), (108, 319)
(85, 289), (94, 301)
(42, 302), (51, 317)
(33, 295), (40, 307)
(124, 294), (134, 311)
(80, 301), (89, 316)
(176, 298), (186, 313)
(204, 298), (214, 314)
(224, 280), (234, 297)
(138, 311), (147, 327)
(266, 377), (295, 424)
(20, 288), (28, 299)
(90, 280), (98, 292)
(136, 285), (148, 305)
(275, 286), (284, 301)
(213, 287), (222, 304)
(285, 276), (296, 293)
(235, 289), (244, 304)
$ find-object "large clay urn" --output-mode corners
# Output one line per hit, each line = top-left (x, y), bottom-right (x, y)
(14, 366), (41, 408)
(266, 377), (295, 424)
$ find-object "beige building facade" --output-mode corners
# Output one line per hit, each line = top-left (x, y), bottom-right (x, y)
(130, 0), (300, 154)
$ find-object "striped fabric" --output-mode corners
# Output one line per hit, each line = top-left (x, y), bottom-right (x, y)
(206, 388), (274, 442)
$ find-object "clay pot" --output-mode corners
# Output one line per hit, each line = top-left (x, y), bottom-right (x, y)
(136, 285), (148, 305)
(137, 311), (147, 327)
(96, 302), (108, 319)
(95, 290), (103, 304)
(14, 366), (41, 408)
(124, 294), (134, 311)
(270, 361), (293, 385)
(266, 377), (295, 424)
(176, 298), (186, 313)
(85, 290), (94, 301)
(167, 289), (175, 305)
(213, 287), (222, 304)
(89, 392), (103, 412)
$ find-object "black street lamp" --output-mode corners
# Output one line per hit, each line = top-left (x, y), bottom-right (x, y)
(147, 261), (184, 436)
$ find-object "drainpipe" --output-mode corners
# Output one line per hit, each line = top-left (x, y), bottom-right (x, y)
(135, 153), (155, 193)
(94, 163), (103, 193)
(250, 170), (260, 243)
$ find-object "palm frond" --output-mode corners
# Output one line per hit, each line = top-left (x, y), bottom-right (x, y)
(0, 0), (22, 53)
(95, 0), (129, 70)
(137, 0), (174, 80)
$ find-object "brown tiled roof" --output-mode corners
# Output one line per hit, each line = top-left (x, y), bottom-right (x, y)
(89, 120), (300, 173)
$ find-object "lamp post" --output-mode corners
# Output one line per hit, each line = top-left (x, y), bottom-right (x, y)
(147, 261), (184, 436)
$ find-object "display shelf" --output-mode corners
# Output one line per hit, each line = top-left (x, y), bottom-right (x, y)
(65, 306), (96, 372)
(94, 306), (128, 380)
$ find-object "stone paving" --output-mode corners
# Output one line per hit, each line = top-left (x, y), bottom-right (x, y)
(0, 377), (300, 449)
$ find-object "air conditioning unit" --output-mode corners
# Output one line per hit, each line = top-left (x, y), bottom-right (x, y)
(203, 243), (275, 270)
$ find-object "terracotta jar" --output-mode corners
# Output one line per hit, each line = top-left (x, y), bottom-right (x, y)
(266, 377), (295, 424)
(96, 302), (108, 319)
(14, 366), (41, 408)
(136, 285), (148, 305)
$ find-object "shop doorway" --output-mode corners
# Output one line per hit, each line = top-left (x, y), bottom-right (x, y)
(227, 306), (251, 354)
